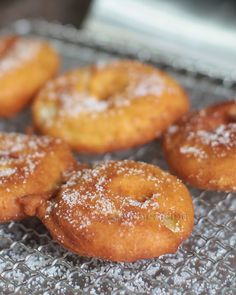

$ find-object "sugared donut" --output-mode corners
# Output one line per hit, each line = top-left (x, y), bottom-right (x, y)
(32, 60), (189, 153)
(36, 160), (194, 262)
(163, 101), (236, 191)
(0, 132), (75, 223)
(0, 35), (59, 117)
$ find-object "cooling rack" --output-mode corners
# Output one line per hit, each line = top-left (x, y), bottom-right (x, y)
(0, 19), (235, 295)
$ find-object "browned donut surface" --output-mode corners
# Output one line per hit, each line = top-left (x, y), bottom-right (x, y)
(163, 101), (236, 191)
(0, 132), (76, 222)
(0, 35), (59, 117)
(33, 60), (189, 153)
(37, 160), (194, 262)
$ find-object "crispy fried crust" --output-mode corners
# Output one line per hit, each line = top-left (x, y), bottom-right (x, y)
(0, 35), (59, 117)
(37, 160), (194, 262)
(163, 101), (236, 191)
(33, 60), (189, 153)
(0, 132), (76, 223)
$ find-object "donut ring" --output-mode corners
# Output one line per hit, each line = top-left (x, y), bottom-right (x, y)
(37, 160), (194, 262)
(0, 132), (75, 223)
(163, 101), (236, 191)
(33, 60), (189, 153)
(0, 35), (59, 117)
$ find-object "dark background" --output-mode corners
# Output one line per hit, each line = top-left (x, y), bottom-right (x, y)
(0, 0), (92, 27)
(0, 0), (236, 29)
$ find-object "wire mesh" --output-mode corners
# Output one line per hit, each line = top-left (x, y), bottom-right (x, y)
(0, 20), (235, 295)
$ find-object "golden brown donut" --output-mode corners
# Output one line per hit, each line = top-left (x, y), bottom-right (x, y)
(36, 160), (194, 262)
(32, 60), (189, 153)
(0, 35), (59, 117)
(163, 101), (236, 191)
(0, 132), (76, 223)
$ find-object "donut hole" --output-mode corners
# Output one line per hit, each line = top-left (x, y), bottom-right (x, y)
(109, 175), (157, 203)
(89, 69), (128, 101)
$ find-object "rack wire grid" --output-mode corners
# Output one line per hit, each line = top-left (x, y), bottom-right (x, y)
(0, 20), (235, 295)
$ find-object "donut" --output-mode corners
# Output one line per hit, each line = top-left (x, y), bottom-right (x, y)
(32, 60), (189, 153)
(36, 160), (194, 262)
(163, 101), (236, 191)
(0, 132), (76, 223)
(0, 35), (59, 117)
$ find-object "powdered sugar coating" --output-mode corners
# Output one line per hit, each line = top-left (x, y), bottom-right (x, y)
(59, 92), (108, 117)
(39, 160), (194, 262)
(45, 160), (186, 233)
(38, 60), (178, 123)
(0, 38), (41, 77)
(0, 167), (16, 177)
(163, 101), (236, 191)
(167, 124), (179, 134)
(166, 102), (236, 159)
(194, 124), (236, 148)
(180, 146), (208, 159)
(0, 132), (62, 186)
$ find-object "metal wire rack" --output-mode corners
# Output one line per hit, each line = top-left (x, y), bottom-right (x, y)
(0, 19), (235, 295)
